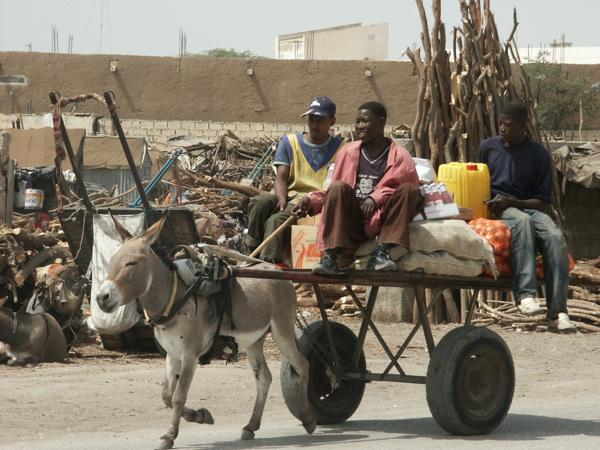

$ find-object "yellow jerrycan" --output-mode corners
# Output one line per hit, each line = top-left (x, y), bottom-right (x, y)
(437, 162), (490, 219)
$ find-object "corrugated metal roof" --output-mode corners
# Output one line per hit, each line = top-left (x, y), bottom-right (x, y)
(84, 166), (153, 203)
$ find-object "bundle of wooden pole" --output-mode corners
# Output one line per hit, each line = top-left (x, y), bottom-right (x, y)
(406, 0), (542, 167)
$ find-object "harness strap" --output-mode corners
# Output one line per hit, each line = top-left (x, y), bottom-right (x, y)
(147, 271), (204, 327)
(161, 271), (178, 319)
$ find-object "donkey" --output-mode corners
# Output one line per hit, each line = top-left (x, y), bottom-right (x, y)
(0, 304), (67, 366)
(95, 218), (315, 450)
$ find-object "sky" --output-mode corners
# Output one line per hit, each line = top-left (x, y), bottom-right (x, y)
(0, 0), (599, 59)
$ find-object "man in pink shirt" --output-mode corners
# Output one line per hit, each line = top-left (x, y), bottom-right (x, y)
(292, 102), (424, 274)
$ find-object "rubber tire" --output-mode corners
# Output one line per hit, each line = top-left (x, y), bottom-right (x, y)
(426, 325), (515, 435)
(281, 320), (366, 425)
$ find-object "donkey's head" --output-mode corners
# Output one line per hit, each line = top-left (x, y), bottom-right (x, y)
(96, 216), (165, 313)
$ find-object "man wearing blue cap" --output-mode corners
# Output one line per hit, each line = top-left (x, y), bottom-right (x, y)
(246, 96), (345, 264)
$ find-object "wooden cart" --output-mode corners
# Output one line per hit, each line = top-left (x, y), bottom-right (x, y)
(233, 266), (517, 435)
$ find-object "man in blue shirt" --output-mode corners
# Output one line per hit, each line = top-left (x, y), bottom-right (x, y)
(245, 96), (344, 263)
(479, 101), (576, 332)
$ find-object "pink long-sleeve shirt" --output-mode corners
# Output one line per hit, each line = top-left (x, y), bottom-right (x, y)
(307, 139), (419, 240)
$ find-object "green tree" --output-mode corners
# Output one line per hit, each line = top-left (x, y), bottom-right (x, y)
(189, 48), (263, 59)
(525, 52), (600, 132)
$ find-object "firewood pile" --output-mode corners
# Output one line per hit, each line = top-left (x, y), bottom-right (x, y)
(0, 219), (87, 330)
(295, 284), (367, 317)
(406, 0), (540, 166)
(161, 131), (276, 187)
(146, 131), (278, 246)
(472, 259), (600, 333)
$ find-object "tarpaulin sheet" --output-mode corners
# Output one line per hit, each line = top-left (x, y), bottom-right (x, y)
(552, 142), (600, 189)
(83, 135), (147, 169)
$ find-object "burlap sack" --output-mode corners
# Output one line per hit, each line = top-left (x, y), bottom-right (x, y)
(354, 220), (497, 277)
(396, 251), (486, 277)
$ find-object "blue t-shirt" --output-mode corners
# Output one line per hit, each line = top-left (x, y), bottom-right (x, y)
(274, 132), (342, 172)
(478, 136), (552, 204)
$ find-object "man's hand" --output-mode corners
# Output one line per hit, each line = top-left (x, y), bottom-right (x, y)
(291, 197), (310, 218)
(484, 194), (512, 215)
(274, 165), (290, 211)
(276, 196), (287, 212)
(361, 197), (377, 220)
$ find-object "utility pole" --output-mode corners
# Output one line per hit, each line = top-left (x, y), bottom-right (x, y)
(178, 28), (187, 58)
(99, 0), (104, 53)
(550, 33), (572, 64)
(51, 24), (59, 53)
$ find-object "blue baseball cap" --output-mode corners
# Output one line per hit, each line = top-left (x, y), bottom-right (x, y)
(300, 96), (336, 118)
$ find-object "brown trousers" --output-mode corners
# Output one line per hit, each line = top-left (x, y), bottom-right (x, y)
(321, 181), (423, 251)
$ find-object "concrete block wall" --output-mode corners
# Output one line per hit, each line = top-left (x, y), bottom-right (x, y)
(96, 117), (395, 143)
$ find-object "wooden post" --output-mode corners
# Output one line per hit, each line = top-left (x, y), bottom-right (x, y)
(460, 288), (468, 323)
(0, 132), (10, 225)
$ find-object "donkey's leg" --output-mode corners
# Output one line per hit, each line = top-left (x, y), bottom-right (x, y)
(161, 353), (179, 409)
(272, 324), (316, 434)
(162, 353), (214, 425)
(241, 337), (272, 440)
(157, 354), (198, 450)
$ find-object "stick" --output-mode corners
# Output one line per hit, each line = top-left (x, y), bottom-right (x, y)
(249, 214), (297, 259)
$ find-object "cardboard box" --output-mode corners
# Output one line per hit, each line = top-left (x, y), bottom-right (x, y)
(413, 202), (460, 221)
(291, 225), (323, 269)
(296, 213), (321, 226)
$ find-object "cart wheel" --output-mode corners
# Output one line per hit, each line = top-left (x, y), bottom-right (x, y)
(426, 325), (514, 435)
(280, 321), (366, 425)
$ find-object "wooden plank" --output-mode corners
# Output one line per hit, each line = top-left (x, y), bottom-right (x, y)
(4, 159), (15, 225)
(232, 267), (517, 290)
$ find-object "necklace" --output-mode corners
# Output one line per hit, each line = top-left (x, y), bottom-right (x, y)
(361, 142), (390, 164)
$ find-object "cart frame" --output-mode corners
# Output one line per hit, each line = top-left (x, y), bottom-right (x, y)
(233, 267), (511, 384)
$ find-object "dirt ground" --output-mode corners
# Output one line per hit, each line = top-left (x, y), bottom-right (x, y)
(1, 314), (599, 449)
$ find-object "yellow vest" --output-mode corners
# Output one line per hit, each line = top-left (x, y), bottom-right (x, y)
(287, 133), (344, 195)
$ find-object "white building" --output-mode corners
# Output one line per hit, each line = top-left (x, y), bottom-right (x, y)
(519, 46), (600, 65)
(276, 23), (389, 61)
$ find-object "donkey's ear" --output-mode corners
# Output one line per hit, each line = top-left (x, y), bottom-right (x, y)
(142, 216), (166, 246)
(109, 210), (133, 242)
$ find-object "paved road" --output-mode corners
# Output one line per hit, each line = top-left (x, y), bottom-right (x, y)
(3, 356), (600, 450)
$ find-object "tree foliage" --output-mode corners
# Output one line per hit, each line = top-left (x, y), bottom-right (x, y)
(189, 48), (262, 59)
(525, 52), (600, 131)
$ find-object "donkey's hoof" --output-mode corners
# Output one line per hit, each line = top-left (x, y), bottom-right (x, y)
(200, 408), (214, 425)
(303, 417), (317, 434)
(241, 429), (255, 440)
(156, 438), (174, 450)
(185, 408), (214, 424)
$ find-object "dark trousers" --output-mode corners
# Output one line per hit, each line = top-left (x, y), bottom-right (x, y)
(321, 181), (423, 251)
(245, 193), (293, 262)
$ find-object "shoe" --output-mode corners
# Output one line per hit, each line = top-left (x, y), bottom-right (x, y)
(518, 297), (544, 316)
(367, 244), (397, 271)
(312, 249), (343, 275)
(550, 312), (577, 333)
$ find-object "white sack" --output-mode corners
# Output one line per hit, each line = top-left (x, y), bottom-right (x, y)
(88, 214), (144, 335)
